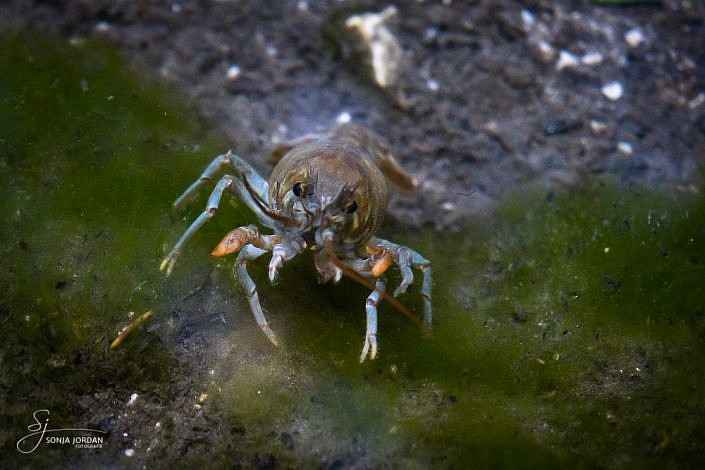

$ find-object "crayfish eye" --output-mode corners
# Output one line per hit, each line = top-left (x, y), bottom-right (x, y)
(292, 182), (303, 197)
(345, 200), (358, 214)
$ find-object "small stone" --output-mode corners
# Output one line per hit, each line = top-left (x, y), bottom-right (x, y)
(336, 111), (351, 124)
(344, 6), (402, 89)
(624, 28), (645, 48)
(556, 50), (579, 71)
(601, 81), (624, 101)
(617, 141), (633, 156)
(125, 448), (135, 457)
(226, 65), (241, 80)
(537, 40), (555, 62)
(94, 21), (111, 33)
(127, 393), (138, 406)
(581, 51), (603, 66)
(521, 9), (535, 28)
(590, 120), (608, 134)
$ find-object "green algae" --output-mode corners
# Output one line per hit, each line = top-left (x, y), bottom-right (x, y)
(1, 32), (704, 468)
(0, 32), (231, 466)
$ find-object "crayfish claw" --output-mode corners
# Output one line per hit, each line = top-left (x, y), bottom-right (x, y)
(211, 227), (253, 257)
(365, 245), (393, 278)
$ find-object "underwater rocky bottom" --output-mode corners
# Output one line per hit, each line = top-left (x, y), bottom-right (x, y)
(1, 33), (704, 468)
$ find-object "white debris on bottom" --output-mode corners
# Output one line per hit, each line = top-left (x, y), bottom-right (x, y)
(602, 81), (624, 101)
(617, 141), (633, 156)
(226, 64), (241, 80)
(581, 51), (604, 66)
(556, 50), (579, 71)
(344, 6), (402, 89)
(625, 28), (645, 48)
(336, 111), (352, 124)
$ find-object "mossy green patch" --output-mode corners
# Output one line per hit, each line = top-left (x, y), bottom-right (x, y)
(0, 31), (235, 465)
(391, 183), (705, 466)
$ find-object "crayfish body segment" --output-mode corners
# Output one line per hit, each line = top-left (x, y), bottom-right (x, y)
(160, 123), (432, 361)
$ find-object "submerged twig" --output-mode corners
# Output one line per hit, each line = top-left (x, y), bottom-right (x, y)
(110, 310), (154, 350)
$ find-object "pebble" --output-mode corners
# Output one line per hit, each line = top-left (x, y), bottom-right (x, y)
(94, 21), (111, 33)
(538, 40), (555, 62)
(624, 28), (645, 48)
(344, 6), (401, 89)
(521, 9), (535, 28)
(601, 81), (624, 101)
(336, 111), (352, 124)
(125, 448), (135, 457)
(441, 201), (455, 212)
(581, 51), (603, 66)
(226, 64), (241, 80)
(556, 50), (579, 71)
(590, 120), (608, 134)
(617, 141), (633, 156)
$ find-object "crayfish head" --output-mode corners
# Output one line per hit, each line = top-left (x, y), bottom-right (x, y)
(269, 145), (388, 250)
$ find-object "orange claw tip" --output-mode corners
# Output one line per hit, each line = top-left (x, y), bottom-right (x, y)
(371, 254), (393, 277)
(211, 230), (244, 257)
(366, 245), (393, 277)
(367, 245), (392, 277)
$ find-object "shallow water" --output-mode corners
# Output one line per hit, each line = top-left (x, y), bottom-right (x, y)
(1, 33), (704, 468)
